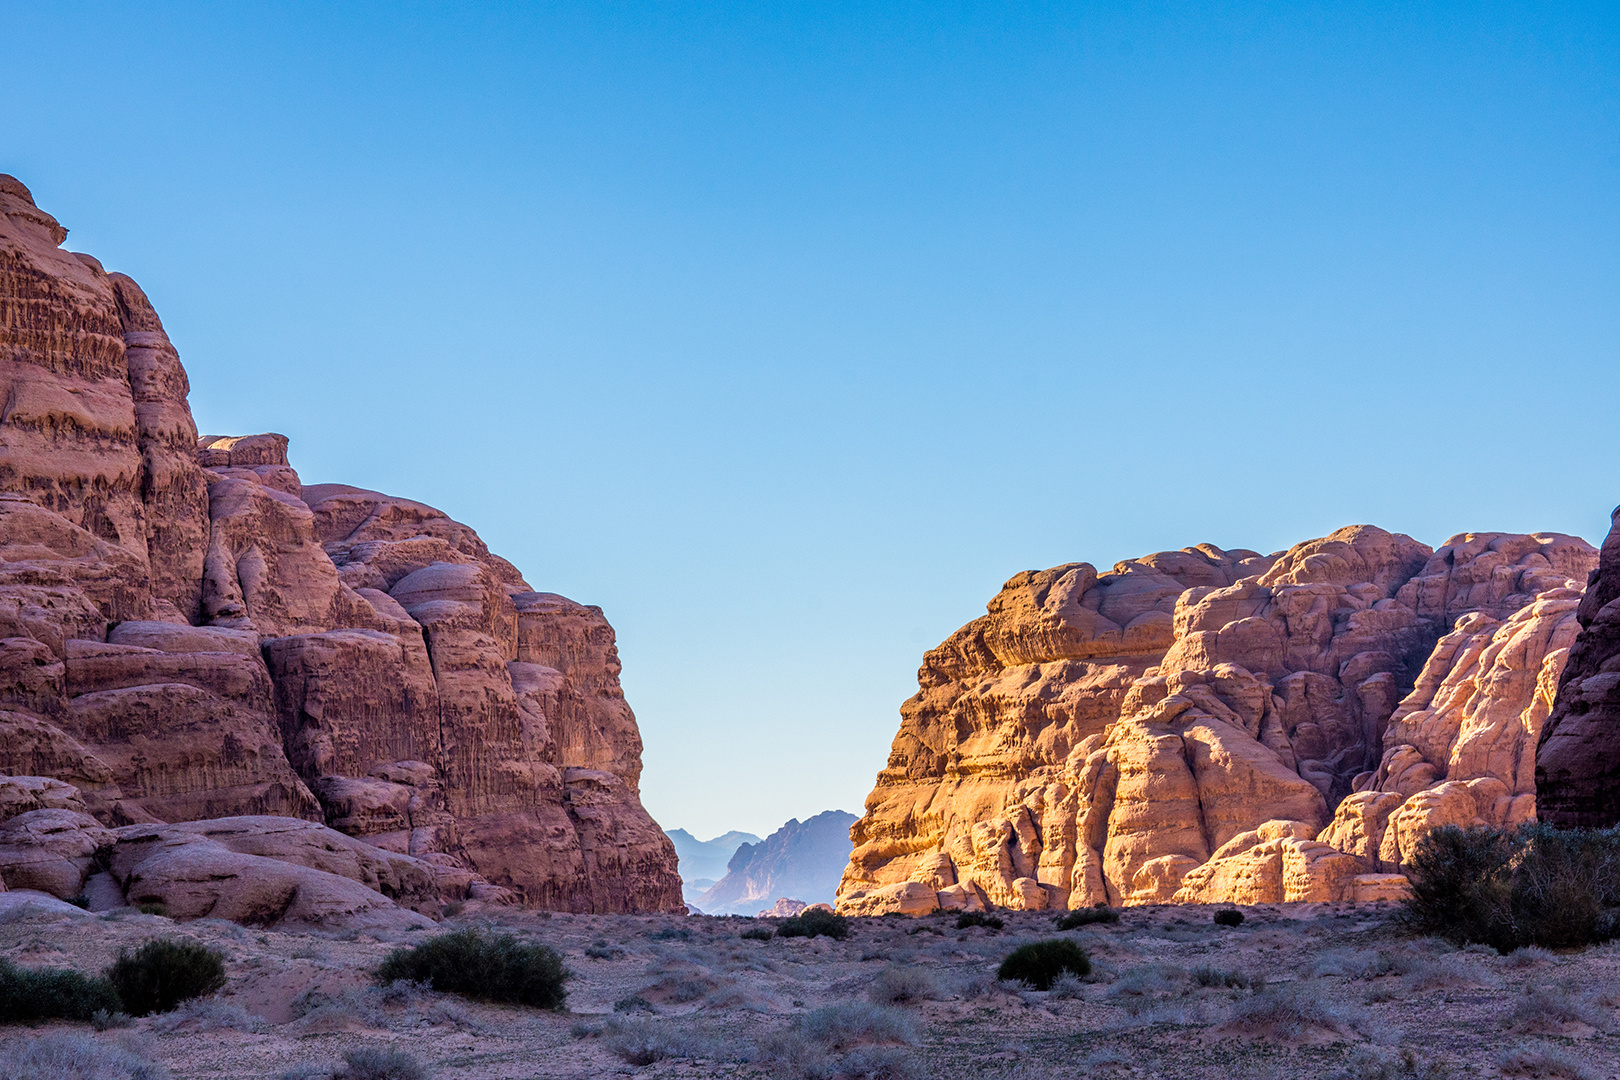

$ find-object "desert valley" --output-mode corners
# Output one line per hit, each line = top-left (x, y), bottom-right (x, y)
(3, 153), (1620, 1078)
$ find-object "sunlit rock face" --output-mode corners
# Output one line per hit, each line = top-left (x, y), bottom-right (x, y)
(839, 529), (1596, 913)
(0, 174), (681, 914)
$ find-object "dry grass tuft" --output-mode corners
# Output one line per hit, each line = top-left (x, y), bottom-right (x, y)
(1222, 984), (1360, 1042)
(0, 1032), (170, 1080)
(1504, 984), (1606, 1034)
(1496, 1042), (1599, 1079)
(867, 965), (940, 1006)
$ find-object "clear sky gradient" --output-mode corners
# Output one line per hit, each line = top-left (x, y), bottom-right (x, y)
(5, 3), (1617, 838)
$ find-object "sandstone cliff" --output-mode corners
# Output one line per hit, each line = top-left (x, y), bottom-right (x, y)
(1538, 506), (1620, 827)
(839, 528), (1596, 913)
(0, 175), (681, 917)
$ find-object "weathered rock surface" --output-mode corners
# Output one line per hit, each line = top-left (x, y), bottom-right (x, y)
(0, 174), (681, 920)
(0, 807), (114, 896)
(696, 810), (857, 915)
(110, 818), (435, 932)
(840, 529), (1596, 913)
(1539, 507), (1620, 826)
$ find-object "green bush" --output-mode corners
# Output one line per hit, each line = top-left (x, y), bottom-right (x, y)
(776, 908), (850, 940)
(955, 911), (1004, 930)
(0, 958), (123, 1024)
(1213, 909), (1245, 927)
(1056, 906), (1120, 930)
(996, 940), (1091, 990)
(740, 926), (773, 941)
(1403, 823), (1620, 951)
(105, 937), (225, 1016)
(374, 928), (569, 1010)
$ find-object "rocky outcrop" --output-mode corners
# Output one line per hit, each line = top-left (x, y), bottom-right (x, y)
(839, 529), (1596, 913)
(1539, 508), (1620, 827)
(0, 174), (681, 918)
(696, 810), (857, 915)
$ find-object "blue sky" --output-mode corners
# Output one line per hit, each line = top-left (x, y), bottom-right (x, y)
(5, 2), (1617, 838)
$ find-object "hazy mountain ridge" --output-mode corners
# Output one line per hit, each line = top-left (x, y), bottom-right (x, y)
(697, 810), (857, 915)
(666, 828), (763, 906)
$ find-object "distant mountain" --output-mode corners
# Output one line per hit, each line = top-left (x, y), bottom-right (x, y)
(696, 811), (857, 915)
(666, 828), (763, 905)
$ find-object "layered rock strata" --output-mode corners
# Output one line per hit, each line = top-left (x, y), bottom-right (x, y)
(0, 174), (681, 918)
(1538, 507), (1620, 826)
(839, 529), (1596, 913)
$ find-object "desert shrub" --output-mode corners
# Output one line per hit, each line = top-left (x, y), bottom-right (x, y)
(867, 964), (939, 1005)
(832, 1045), (919, 1079)
(0, 957), (123, 1024)
(1107, 964), (1192, 1014)
(649, 926), (692, 941)
(641, 970), (718, 1003)
(1394, 956), (1472, 994)
(1212, 909), (1244, 927)
(374, 928), (568, 1010)
(584, 942), (625, 960)
(337, 1047), (427, 1080)
(1056, 906), (1120, 930)
(1311, 948), (1420, 980)
(1047, 972), (1085, 999)
(1328, 1046), (1453, 1080)
(1403, 823), (1620, 951)
(1191, 965), (1263, 990)
(151, 999), (266, 1033)
(1496, 1042), (1598, 1080)
(613, 994), (655, 1013)
(904, 925), (942, 937)
(93, 1009), (133, 1031)
(1504, 945), (1555, 968)
(996, 939), (1091, 990)
(955, 911), (1003, 931)
(1223, 985), (1358, 1041)
(291, 987), (388, 1028)
(136, 903), (168, 917)
(776, 908), (850, 940)
(604, 1020), (722, 1065)
(797, 1002), (919, 1049)
(105, 938), (226, 1017)
(1504, 984), (1606, 1034)
(740, 926), (773, 941)
(0, 1031), (170, 1080)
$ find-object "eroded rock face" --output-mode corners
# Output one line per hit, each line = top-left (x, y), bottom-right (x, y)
(1539, 508), (1620, 827)
(839, 529), (1596, 913)
(0, 174), (681, 917)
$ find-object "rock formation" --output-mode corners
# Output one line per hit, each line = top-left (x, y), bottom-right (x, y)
(697, 810), (858, 915)
(1538, 506), (1620, 827)
(839, 529), (1596, 913)
(0, 174), (681, 920)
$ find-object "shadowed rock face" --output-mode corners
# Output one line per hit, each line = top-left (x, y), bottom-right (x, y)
(840, 529), (1597, 914)
(0, 174), (681, 915)
(1538, 507), (1620, 827)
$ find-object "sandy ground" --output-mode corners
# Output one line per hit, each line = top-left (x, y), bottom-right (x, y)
(2, 900), (1618, 1079)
